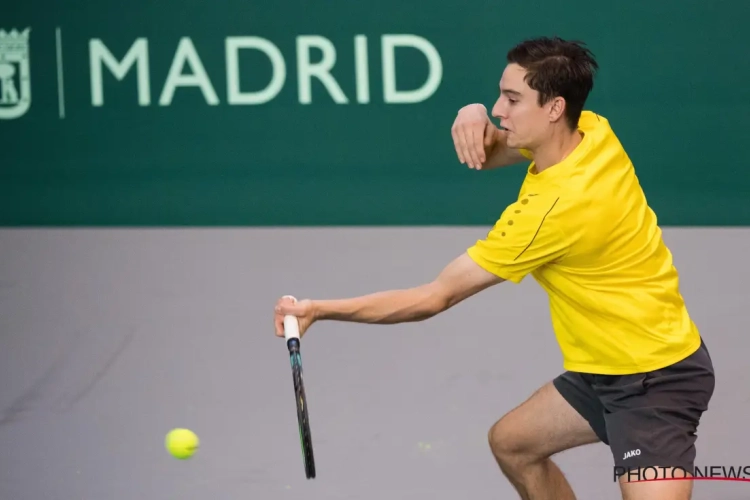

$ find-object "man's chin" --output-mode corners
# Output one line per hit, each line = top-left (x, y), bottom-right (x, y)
(507, 137), (522, 149)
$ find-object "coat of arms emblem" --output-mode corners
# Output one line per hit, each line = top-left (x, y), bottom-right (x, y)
(0, 28), (31, 120)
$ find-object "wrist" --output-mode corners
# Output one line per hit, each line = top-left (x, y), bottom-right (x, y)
(310, 300), (321, 321)
(308, 297), (360, 323)
(310, 299), (329, 321)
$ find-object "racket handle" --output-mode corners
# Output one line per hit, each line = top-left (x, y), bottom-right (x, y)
(282, 295), (301, 341)
(284, 315), (300, 341)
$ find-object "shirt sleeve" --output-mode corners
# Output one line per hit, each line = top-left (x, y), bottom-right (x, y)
(466, 194), (568, 283)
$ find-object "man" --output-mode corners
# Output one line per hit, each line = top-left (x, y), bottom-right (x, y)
(273, 37), (715, 500)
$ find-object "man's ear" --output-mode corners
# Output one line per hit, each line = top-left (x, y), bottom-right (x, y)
(548, 97), (566, 123)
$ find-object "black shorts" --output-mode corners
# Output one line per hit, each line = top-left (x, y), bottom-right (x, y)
(553, 339), (715, 474)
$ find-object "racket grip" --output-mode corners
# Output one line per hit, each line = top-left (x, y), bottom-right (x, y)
(282, 295), (301, 341)
(284, 315), (300, 341)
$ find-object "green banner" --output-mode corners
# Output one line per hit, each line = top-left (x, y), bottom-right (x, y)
(2, 1), (748, 225)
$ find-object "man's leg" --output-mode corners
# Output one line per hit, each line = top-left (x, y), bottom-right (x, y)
(487, 379), (603, 500)
(618, 466), (693, 500)
(602, 339), (715, 500)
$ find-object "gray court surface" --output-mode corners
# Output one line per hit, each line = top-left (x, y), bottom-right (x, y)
(0, 227), (748, 500)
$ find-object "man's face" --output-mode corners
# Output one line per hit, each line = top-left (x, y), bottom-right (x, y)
(490, 63), (552, 150)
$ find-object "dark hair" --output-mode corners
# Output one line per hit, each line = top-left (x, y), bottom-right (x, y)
(506, 37), (598, 130)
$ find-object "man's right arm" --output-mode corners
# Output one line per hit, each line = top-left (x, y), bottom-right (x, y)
(451, 103), (529, 170)
(273, 252), (505, 338)
(482, 127), (531, 170)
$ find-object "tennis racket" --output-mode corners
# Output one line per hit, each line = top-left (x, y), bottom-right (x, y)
(282, 296), (316, 479)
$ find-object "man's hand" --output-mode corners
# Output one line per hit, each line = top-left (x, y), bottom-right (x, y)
(451, 103), (528, 170)
(451, 103), (499, 170)
(274, 296), (316, 338)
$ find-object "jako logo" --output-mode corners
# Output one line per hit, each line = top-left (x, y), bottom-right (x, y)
(623, 449), (641, 460)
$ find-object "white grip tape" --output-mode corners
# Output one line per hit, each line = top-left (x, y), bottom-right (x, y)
(282, 295), (300, 341)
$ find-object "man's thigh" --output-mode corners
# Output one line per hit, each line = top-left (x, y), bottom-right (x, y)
(600, 340), (715, 475)
(552, 370), (610, 446)
(490, 380), (601, 459)
(618, 466), (693, 500)
(553, 339), (715, 499)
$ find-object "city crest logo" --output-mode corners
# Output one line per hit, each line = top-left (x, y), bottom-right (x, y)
(0, 28), (31, 120)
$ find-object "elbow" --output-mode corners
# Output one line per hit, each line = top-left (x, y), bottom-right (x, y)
(419, 284), (452, 320)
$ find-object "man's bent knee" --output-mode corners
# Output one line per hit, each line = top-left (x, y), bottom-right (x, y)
(488, 415), (545, 466)
(488, 418), (536, 469)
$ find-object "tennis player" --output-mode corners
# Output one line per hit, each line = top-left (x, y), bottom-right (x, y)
(274, 36), (715, 500)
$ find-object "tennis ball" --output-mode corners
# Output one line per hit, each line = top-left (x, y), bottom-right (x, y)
(165, 428), (199, 459)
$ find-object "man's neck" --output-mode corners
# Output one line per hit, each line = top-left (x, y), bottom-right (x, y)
(531, 128), (583, 174)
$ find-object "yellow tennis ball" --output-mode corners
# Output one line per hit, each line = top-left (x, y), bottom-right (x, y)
(165, 428), (199, 459)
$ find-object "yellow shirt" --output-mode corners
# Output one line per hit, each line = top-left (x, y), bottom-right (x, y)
(466, 111), (701, 375)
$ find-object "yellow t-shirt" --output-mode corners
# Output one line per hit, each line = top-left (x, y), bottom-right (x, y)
(466, 111), (701, 375)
